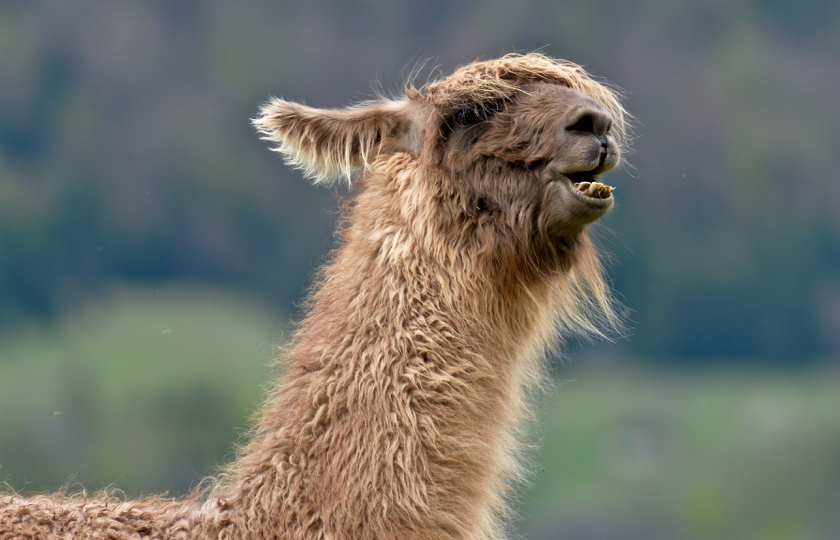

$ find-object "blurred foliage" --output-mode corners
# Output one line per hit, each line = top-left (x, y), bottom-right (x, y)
(0, 284), (279, 494)
(1, 0), (839, 362)
(2, 2), (839, 537)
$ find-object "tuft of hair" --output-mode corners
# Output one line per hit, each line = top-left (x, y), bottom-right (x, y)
(424, 53), (631, 154)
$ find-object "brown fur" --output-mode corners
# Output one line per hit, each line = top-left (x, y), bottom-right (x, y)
(1, 53), (629, 540)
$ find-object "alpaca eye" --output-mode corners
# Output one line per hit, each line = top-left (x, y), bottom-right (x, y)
(566, 113), (595, 134)
(454, 106), (489, 128)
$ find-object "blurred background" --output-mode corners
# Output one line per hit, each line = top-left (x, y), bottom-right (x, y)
(1, 1), (839, 538)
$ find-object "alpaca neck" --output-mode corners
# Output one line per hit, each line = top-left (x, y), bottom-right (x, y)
(217, 174), (561, 539)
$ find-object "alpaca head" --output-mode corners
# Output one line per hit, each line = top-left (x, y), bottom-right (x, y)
(254, 54), (628, 245)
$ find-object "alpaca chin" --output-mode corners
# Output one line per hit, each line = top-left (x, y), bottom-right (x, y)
(544, 177), (615, 236)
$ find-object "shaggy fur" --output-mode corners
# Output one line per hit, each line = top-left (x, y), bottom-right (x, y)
(1, 53), (629, 540)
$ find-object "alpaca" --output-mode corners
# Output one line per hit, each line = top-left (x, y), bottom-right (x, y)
(0, 53), (629, 540)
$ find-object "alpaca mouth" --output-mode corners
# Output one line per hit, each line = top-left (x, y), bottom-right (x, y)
(565, 172), (615, 202)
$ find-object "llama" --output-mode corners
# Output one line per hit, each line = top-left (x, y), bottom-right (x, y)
(0, 53), (629, 540)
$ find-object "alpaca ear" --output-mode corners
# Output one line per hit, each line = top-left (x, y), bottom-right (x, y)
(254, 98), (412, 185)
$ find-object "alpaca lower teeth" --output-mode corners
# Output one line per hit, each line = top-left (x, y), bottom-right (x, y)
(573, 181), (615, 199)
(573, 182), (615, 198)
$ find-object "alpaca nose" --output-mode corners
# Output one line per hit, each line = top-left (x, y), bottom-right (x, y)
(565, 109), (613, 138)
